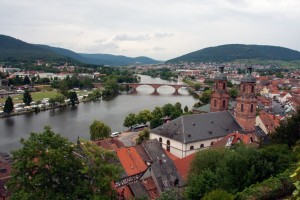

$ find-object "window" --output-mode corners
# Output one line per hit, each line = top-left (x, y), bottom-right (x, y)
(200, 144), (204, 148)
(216, 82), (218, 89)
(223, 100), (226, 108)
(167, 140), (170, 152)
(214, 100), (217, 107)
(159, 137), (162, 145)
(241, 104), (244, 112)
(210, 142), (214, 146)
(250, 104), (254, 113)
(223, 83), (226, 90)
(251, 85), (254, 93)
(242, 84), (246, 92)
(190, 146), (194, 150)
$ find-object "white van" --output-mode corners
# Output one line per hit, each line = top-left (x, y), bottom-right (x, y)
(110, 132), (120, 138)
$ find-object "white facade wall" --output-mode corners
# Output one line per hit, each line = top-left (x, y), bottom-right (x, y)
(255, 116), (268, 135)
(150, 132), (224, 158)
(278, 93), (292, 104)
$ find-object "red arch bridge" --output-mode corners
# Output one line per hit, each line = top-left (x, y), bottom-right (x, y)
(93, 83), (189, 95)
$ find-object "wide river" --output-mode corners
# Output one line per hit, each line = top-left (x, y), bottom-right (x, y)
(0, 75), (198, 152)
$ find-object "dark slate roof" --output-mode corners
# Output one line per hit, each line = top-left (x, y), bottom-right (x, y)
(151, 111), (243, 144)
(214, 73), (227, 81)
(254, 126), (267, 139)
(241, 74), (256, 83)
(129, 182), (149, 198)
(142, 139), (185, 191)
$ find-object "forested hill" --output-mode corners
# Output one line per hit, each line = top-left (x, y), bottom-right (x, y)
(166, 44), (300, 63)
(0, 35), (70, 63)
(0, 34), (161, 66)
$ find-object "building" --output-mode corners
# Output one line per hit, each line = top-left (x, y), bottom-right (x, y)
(256, 114), (283, 134)
(114, 139), (184, 199)
(210, 66), (230, 112)
(150, 111), (243, 158)
(235, 67), (257, 132)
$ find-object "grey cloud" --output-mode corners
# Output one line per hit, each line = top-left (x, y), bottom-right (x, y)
(113, 34), (150, 42)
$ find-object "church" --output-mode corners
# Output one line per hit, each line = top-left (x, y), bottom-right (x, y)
(150, 66), (261, 158)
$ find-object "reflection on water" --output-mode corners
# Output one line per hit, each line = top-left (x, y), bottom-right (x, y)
(0, 75), (197, 152)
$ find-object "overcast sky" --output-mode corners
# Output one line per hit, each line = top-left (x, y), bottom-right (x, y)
(1, 0), (300, 60)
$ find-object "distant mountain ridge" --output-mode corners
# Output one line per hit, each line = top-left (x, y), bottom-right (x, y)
(166, 44), (300, 63)
(0, 34), (161, 66)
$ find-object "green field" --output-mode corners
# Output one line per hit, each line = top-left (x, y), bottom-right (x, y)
(0, 90), (91, 104)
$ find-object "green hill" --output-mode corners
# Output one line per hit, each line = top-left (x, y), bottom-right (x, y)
(0, 35), (73, 63)
(0, 35), (160, 66)
(166, 44), (300, 63)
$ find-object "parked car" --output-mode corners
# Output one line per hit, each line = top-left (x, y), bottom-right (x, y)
(110, 132), (120, 138)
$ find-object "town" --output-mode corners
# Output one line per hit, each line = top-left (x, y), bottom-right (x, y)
(1, 59), (300, 199)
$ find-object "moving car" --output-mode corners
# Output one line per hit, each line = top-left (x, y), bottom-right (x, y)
(110, 132), (120, 138)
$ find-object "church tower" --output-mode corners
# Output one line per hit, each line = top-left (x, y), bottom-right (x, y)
(210, 66), (230, 112)
(235, 67), (257, 132)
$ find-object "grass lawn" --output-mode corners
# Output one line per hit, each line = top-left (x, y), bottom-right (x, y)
(0, 89), (91, 104)
(0, 90), (59, 104)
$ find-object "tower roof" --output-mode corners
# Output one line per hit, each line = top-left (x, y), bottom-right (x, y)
(214, 66), (227, 81)
(241, 67), (256, 83)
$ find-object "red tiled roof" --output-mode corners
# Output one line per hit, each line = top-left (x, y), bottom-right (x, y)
(212, 132), (254, 148)
(164, 149), (179, 161)
(173, 153), (196, 181)
(142, 177), (159, 199)
(115, 186), (134, 200)
(259, 114), (283, 132)
(116, 147), (147, 176)
(94, 138), (125, 151)
(257, 96), (271, 103)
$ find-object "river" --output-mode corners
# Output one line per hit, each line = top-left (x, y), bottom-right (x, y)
(0, 75), (198, 152)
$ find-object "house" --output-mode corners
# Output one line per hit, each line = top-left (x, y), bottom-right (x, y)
(150, 111), (243, 158)
(93, 138), (125, 151)
(255, 114), (283, 134)
(114, 139), (184, 199)
(278, 92), (292, 104)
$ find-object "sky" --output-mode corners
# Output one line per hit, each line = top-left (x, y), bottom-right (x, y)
(1, 0), (300, 60)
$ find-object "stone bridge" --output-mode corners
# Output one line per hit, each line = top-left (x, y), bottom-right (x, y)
(93, 83), (189, 95)
(123, 83), (188, 95)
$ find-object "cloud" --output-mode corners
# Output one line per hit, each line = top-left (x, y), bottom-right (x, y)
(154, 32), (174, 38)
(153, 47), (166, 51)
(113, 34), (150, 42)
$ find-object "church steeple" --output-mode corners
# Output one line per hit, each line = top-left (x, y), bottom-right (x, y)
(235, 67), (257, 132)
(210, 66), (230, 112)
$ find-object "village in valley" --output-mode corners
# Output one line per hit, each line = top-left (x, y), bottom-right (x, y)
(1, 59), (300, 199)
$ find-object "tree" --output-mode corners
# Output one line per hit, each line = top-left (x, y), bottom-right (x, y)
(271, 109), (300, 147)
(79, 140), (122, 198)
(89, 120), (111, 140)
(136, 128), (150, 144)
(8, 127), (122, 199)
(136, 110), (153, 125)
(194, 83), (201, 91)
(151, 107), (163, 119)
(54, 94), (65, 105)
(23, 75), (31, 85)
(202, 189), (234, 200)
(23, 90), (32, 106)
(227, 81), (233, 88)
(150, 117), (163, 129)
(184, 105), (189, 113)
(228, 88), (238, 99)
(7, 127), (92, 199)
(68, 91), (78, 106)
(199, 90), (213, 104)
(123, 113), (137, 129)
(3, 96), (14, 114)
(162, 103), (174, 117)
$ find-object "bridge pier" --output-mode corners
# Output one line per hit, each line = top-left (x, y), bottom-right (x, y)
(173, 88), (180, 95)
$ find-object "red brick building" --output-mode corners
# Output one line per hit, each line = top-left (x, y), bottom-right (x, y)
(210, 66), (230, 112)
(235, 67), (257, 132)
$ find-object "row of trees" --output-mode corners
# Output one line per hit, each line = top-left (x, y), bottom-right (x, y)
(123, 102), (189, 130)
(3, 90), (33, 114)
